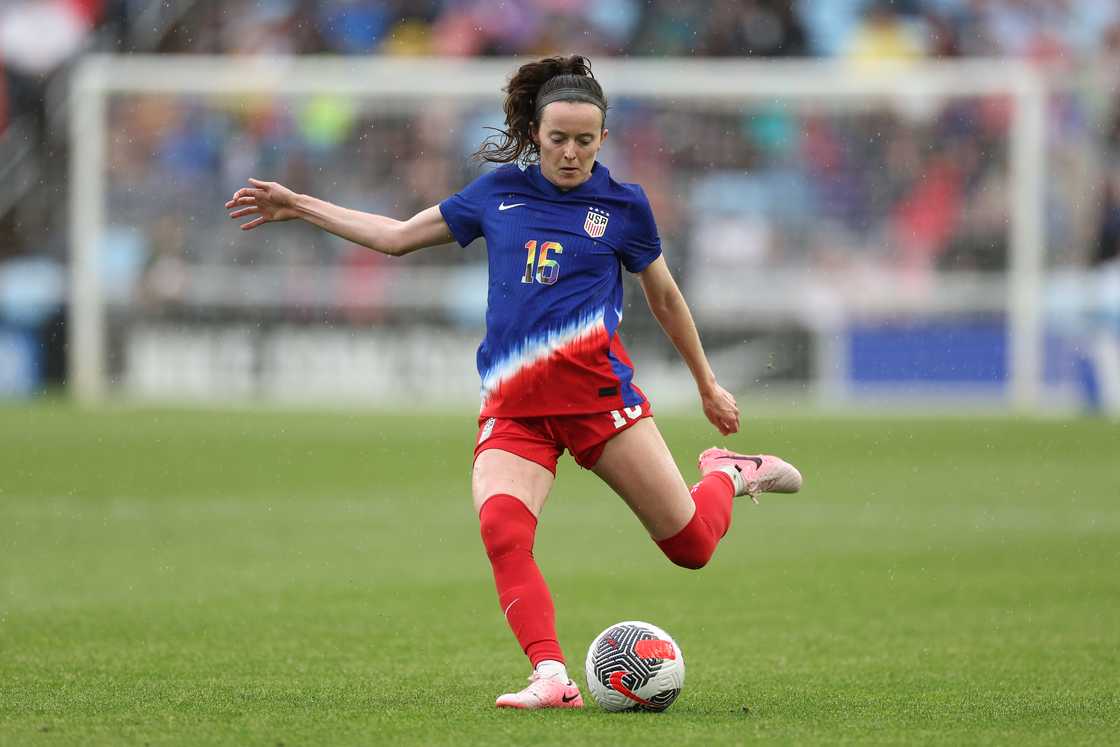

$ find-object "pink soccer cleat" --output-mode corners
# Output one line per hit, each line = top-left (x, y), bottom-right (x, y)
(698, 448), (803, 503)
(495, 673), (584, 710)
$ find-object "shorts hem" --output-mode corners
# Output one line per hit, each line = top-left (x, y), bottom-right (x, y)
(472, 444), (558, 476)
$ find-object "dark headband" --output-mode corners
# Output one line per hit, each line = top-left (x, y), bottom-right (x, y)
(534, 87), (607, 118)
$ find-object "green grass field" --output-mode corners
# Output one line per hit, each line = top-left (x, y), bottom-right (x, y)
(1, 403), (1117, 745)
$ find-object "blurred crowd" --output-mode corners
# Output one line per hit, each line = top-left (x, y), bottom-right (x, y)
(1, 0), (1120, 394)
(102, 73), (1118, 317)
(5, 0), (1119, 137)
(3, 0), (1120, 253)
(69, 0), (1120, 60)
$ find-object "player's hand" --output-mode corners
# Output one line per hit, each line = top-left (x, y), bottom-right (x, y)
(225, 178), (299, 230)
(700, 381), (740, 436)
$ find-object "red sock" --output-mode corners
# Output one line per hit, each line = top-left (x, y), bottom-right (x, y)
(655, 471), (735, 569)
(478, 494), (564, 668)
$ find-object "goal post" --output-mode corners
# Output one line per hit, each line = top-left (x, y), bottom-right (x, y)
(68, 55), (1050, 410)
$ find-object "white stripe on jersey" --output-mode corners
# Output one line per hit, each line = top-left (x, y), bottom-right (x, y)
(480, 307), (606, 404)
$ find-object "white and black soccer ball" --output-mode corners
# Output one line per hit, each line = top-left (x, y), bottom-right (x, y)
(584, 621), (685, 712)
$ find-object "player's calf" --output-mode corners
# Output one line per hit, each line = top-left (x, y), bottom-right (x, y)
(653, 470), (737, 570)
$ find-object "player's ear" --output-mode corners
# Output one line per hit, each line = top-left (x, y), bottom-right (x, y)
(600, 128), (609, 146)
(529, 122), (540, 146)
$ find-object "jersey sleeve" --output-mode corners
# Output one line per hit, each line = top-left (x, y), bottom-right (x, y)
(619, 185), (663, 273)
(438, 170), (496, 248)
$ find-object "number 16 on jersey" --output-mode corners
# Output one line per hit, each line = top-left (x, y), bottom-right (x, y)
(522, 240), (563, 286)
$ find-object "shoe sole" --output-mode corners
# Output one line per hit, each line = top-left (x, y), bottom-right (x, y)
(495, 698), (584, 709)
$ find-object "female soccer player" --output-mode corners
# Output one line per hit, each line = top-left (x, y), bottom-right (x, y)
(226, 55), (801, 710)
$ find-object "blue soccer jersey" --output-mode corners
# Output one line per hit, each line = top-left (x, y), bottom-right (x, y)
(439, 162), (662, 417)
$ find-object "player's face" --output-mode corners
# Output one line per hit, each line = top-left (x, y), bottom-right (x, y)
(533, 102), (608, 190)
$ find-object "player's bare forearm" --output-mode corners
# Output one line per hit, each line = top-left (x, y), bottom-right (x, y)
(639, 255), (739, 433)
(647, 290), (717, 392)
(227, 179), (453, 254)
(638, 257), (716, 391)
(648, 292), (740, 434)
(293, 198), (452, 257)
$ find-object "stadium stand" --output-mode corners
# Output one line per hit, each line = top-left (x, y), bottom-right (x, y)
(1, 1), (1118, 401)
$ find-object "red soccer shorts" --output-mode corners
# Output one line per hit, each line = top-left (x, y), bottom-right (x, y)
(474, 400), (654, 473)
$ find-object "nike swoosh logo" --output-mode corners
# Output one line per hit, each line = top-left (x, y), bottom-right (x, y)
(724, 454), (763, 469)
(608, 671), (657, 708)
(561, 693), (579, 703)
(498, 202), (526, 211)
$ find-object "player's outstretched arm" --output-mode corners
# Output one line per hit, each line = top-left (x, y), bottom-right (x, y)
(637, 255), (740, 436)
(225, 178), (454, 256)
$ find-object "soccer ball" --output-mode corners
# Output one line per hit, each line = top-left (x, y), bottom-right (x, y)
(584, 621), (685, 712)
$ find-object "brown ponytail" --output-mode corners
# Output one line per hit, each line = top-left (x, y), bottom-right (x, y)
(473, 55), (608, 165)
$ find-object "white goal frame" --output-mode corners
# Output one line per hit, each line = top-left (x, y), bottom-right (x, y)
(69, 55), (1046, 409)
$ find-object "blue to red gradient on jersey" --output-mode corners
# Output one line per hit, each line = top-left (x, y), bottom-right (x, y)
(439, 162), (662, 417)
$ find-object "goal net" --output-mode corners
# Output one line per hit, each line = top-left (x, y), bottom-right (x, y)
(71, 56), (1103, 412)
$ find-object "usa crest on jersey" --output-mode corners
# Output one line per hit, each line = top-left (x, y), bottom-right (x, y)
(584, 206), (609, 238)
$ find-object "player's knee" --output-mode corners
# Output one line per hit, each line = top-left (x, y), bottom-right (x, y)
(478, 494), (537, 561)
(654, 516), (716, 570)
(659, 543), (713, 570)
